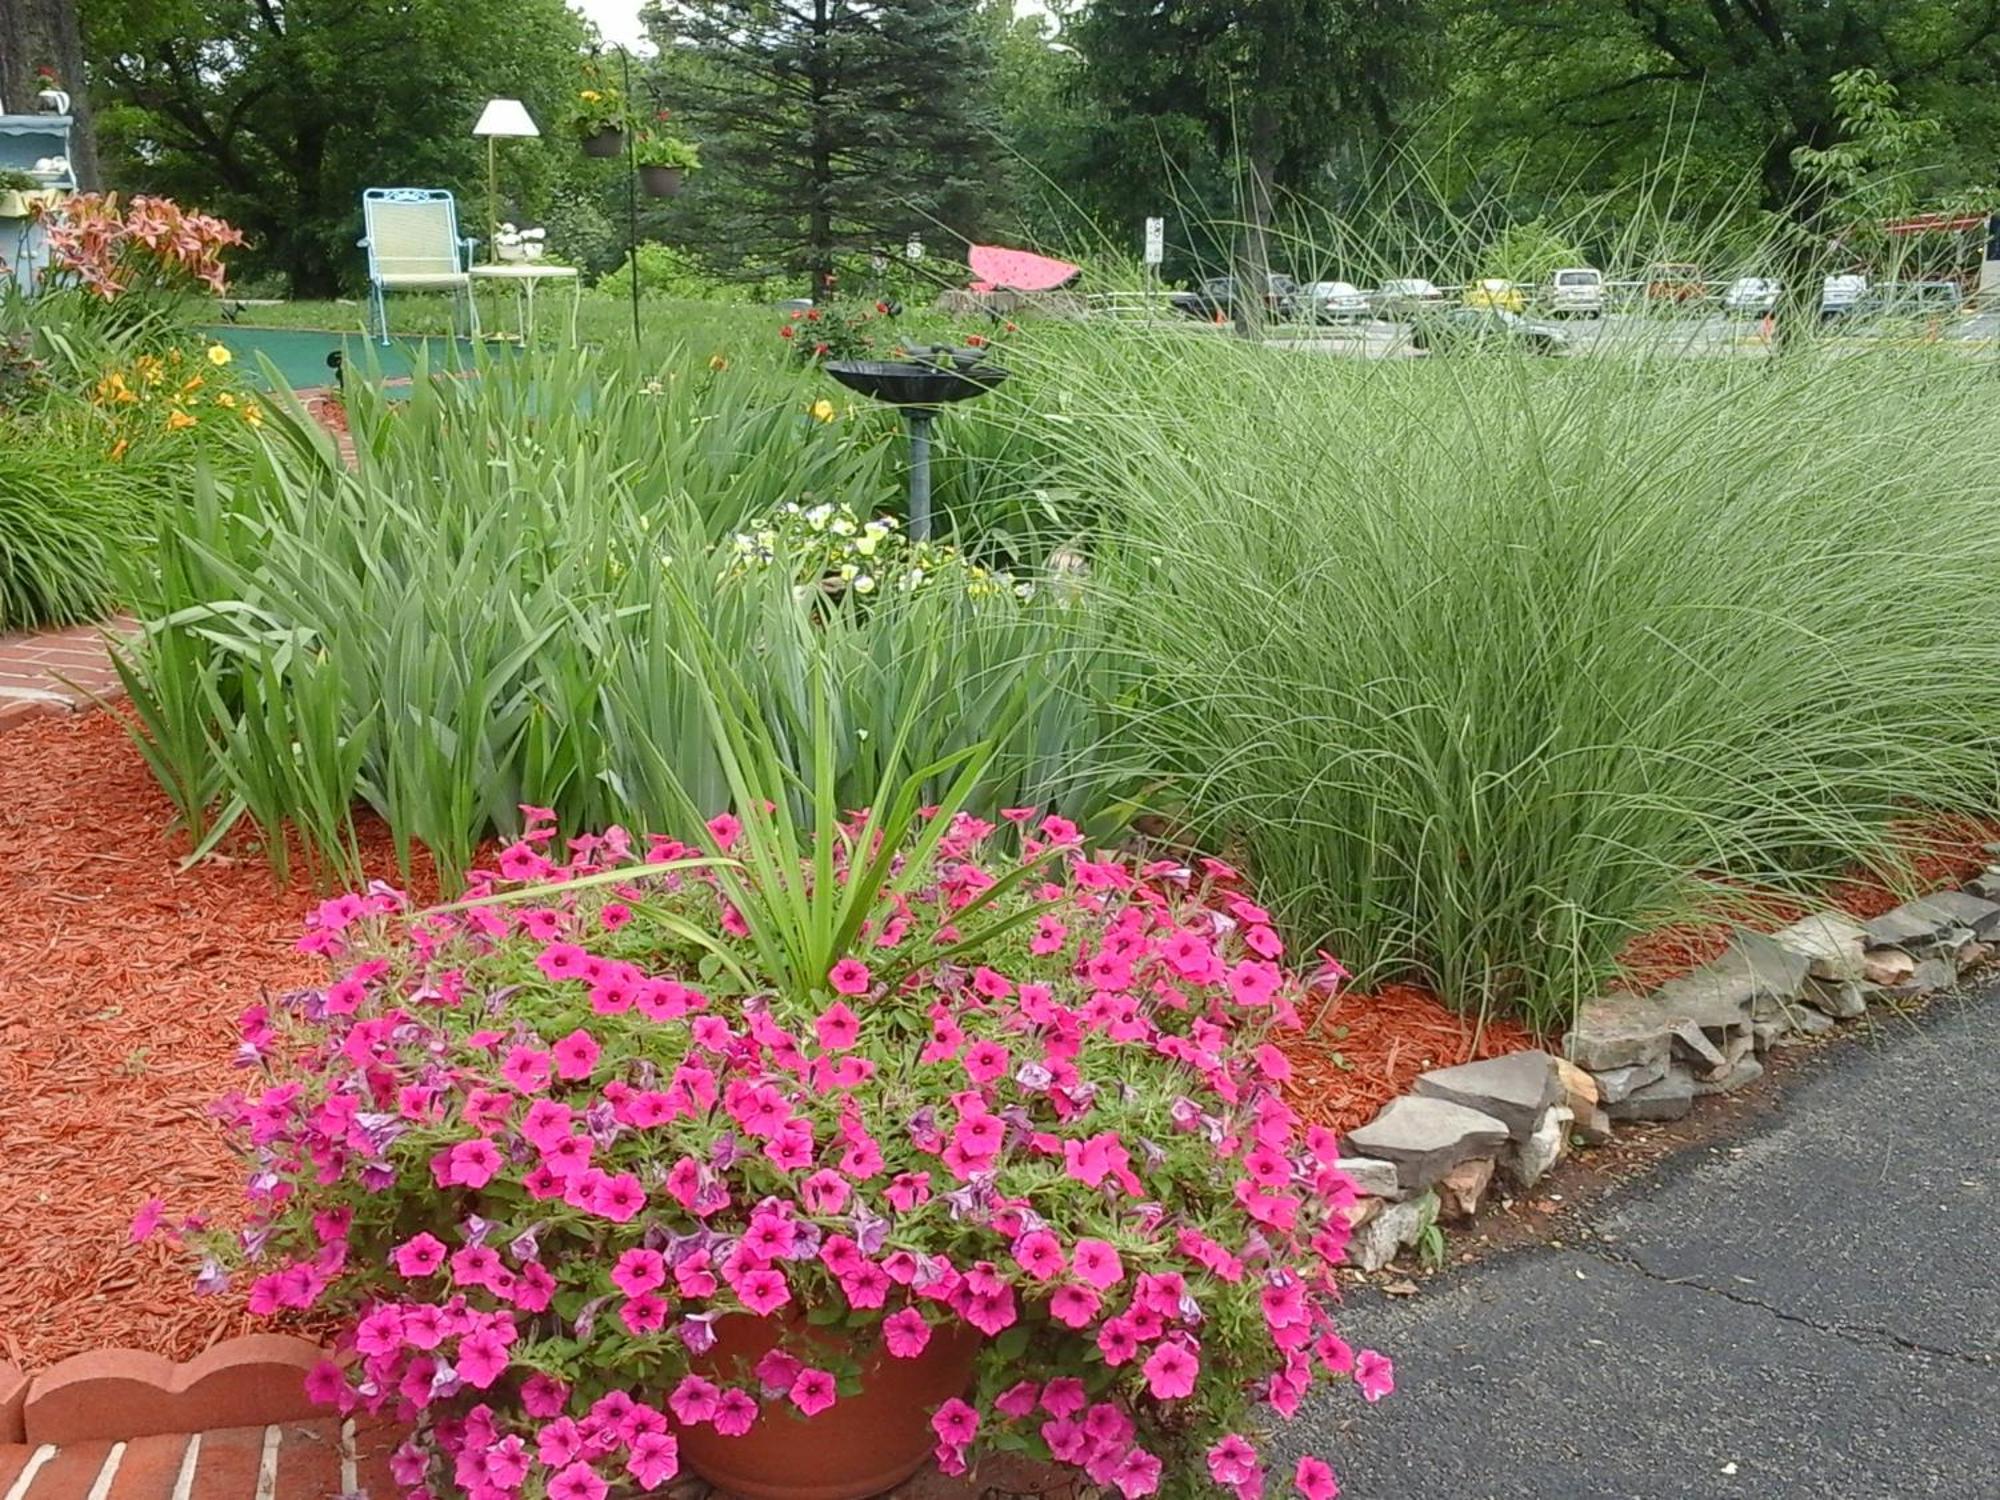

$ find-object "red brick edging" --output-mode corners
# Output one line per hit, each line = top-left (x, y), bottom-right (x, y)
(0, 618), (131, 734)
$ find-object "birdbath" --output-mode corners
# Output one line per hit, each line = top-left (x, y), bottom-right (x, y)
(823, 350), (1010, 540)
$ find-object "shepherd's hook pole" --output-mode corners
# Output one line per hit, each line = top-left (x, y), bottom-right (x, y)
(620, 45), (642, 355)
(906, 408), (934, 541)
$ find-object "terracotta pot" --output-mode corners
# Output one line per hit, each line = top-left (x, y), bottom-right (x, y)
(638, 165), (685, 198)
(581, 126), (626, 159)
(676, 1315), (982, 1500)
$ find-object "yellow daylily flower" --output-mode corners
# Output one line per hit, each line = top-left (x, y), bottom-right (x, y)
(166, 408), (197, 430)
(808, 398), (836, 423)
(206, 343), (232, 366)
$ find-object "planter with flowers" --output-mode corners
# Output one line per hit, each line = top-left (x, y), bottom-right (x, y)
(494, 223), (549, 262)
(568, 78), (633, 158)
(635, 132), (700, 198)
(167, 632), (1391, 1500)
(34, 65), (72, 114)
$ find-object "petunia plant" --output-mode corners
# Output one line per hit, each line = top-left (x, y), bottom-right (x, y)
(172, 623), (1391, 1500)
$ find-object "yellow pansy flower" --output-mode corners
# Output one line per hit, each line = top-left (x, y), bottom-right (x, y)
(206, 343), (232, 366)
(808, 398), (836, 423)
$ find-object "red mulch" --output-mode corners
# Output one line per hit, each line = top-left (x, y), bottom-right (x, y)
(1280, 983), (1537, 1133)
(0, 710), (431, 1369)
(1614, 812), (2000, 993)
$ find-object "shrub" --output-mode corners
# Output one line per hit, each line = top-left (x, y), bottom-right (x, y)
(111, 344), (1127, 885)
(175, 776), (1386, 1498)
(1064, 333), (2000, 1028)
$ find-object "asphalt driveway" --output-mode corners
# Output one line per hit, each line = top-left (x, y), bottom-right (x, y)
(1282, 986), (1998, 1499)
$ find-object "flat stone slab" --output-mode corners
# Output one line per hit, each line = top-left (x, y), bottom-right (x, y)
(1411, 1050), (1562, 1140)
(1591, 1057), (1667, 1103)
(1769, 913), (1869, 983)
(1602, 1067), (1696, 1123)
(1864, 893), (1997, 954)
(1334, 1156), (1403, 1199)
(1346, 1095), (1512, 1191)
(1565, 1001), (1673, 1073)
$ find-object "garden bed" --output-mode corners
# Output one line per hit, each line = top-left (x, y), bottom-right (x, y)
(0, 706), (1533, 1368)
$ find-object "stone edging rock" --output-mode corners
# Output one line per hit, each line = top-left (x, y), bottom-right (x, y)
(1334, 875), (2000, 1270)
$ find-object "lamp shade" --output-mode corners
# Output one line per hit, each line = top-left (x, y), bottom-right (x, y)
(473, 98), (540, 138)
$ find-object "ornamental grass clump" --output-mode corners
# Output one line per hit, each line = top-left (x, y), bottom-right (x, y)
(176, 790), (1389, 1499)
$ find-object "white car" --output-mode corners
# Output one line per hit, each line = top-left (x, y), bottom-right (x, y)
(1548, 267), (1604, 316)
(1377, 277), (1443, 311)
(1820, 274), (1869, 315)
(1723, 276), (1781, 315)
(1306, 280), (1370, 321)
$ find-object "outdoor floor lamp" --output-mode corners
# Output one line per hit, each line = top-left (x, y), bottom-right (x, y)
(472, 98), (540, 262)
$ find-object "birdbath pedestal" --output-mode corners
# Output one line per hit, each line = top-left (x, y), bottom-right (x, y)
(823, 354), (1010, 540)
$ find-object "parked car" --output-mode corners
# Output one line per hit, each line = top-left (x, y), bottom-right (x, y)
(1845, 280), (1964, 318)
(1168, 274), (1302, 321)
(1376, 276), (1445, 313)
(1463, 277), (1526, 313)
(1305, 279), (1370, 321)
(1404, 306), (1569, 356)
(1819, 274), (1869, 317)
(1723, 276), (1782, 315)
(1547, 266), (1604, 317)
(1645, 262), (1706, 302)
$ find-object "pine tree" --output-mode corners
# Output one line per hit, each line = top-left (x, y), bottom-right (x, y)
(652, 0), (999, 295)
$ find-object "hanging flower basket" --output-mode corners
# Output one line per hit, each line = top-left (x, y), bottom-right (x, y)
(638, 165), (685, 198)
(581, 125), (626, 159)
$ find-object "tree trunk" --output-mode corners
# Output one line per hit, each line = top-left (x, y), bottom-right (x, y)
(0, 0), (99, 187)
(1232, 99), (1278, 340)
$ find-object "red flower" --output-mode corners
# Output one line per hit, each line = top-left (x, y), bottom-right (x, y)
(805, 308), (821, 322)
(875, 300), (890, 314)
(1004, 321), (1018, 332)
(778, 325), (795, 340)
(813, 342), (829, 355)
(967, 334), (988, 348)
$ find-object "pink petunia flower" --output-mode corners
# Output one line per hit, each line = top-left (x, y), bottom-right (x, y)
(1354, 1349), (1394, 1402)
(669, 1375), (720, 1425)
(1111, 1448), (1163, 1499)
(994, 1381), (1041, 1419)
(882, 1306), (931, 1358)
(1012, 1231), (1066, 1281)
(1071, 1238), (1125, 1289)
(1208, 1435), (1260, 1486)
(1294, 1456), (1339, 1500)
(547, 1462), (609, 1500)
(828, 958), (871, 996)
(789, 1367), (838, 1417)
(814, 1001), (861, 1051)
(706, 812), (742, 850)
(736, 1267), (791, 1316)
(1141, 1340), (1200, 1400)
(522, 1372), (569, 1418)
(552, 1028), (602, 1081)
(129, 1198), (166, 1243)
(1047, 1283), (1101, 1329)
(500, 1046), (552, 1093)
(963, 1039), (1011, 1085)
(712, 1388), (759, 1437)
(626, 1431), (679, 1490)
(612, 1248), (667, 1298)
(931, 1398), (979, 1451)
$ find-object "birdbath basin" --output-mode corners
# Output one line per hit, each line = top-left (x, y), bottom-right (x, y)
(823, 353), (1009, 540)
(824, 356), (1010, 409)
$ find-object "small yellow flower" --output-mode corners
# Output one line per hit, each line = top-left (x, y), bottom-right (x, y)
(580, 89), (602, 103)
(242, 402), (264, 427)
(708, 353), (729, 371)
(166, 408), (197, 430)
(214, 391), (237, 408)
(180, 374), (204, 393)
(808, 398), (836, 423)
(206, 343), (232, 366)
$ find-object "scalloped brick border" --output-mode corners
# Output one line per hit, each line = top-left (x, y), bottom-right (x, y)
(20, 1335), (326, 1446)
